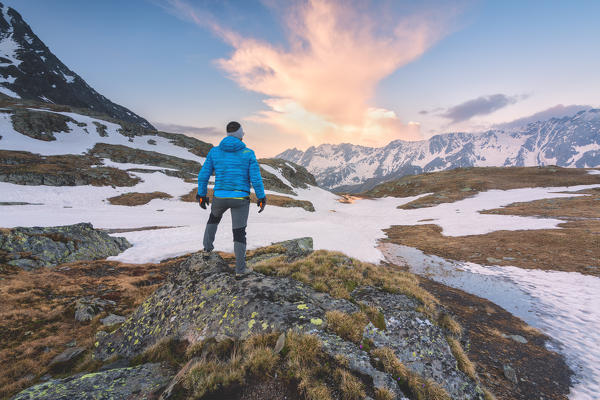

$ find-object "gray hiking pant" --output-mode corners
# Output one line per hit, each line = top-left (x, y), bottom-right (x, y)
(203, 197), (250, 272)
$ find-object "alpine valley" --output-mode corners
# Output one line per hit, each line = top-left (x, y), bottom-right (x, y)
(1, 2), (600, 400)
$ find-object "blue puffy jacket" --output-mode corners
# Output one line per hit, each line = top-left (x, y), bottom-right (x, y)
(197, 136), (266, 199)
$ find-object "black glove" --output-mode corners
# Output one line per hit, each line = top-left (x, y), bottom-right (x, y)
(257, 197), (266, 213)
(196, 194), (210, 209)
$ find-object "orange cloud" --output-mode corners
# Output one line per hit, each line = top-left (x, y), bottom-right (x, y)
(169, 0), (458, 147)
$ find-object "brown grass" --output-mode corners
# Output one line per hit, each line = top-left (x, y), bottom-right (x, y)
(447, 337), (477, 380)
(365, 166), (600, 209)
(481, 187), (600, 219)
(374, 387), (395, 400)
(253, 250), (438, 315)
(325, 310), (369, 344)
(0, 257), (184, 399)
(334, 368), (366, 400)
(438, 313), (462, 336)
(107, 191), (172, 206)
(383, 221), (600, 276)
(180, 188), (315, 211)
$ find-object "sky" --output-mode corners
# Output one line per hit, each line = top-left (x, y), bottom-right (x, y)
(4, 0), (600, 157)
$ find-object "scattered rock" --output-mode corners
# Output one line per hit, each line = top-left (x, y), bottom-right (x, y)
(486, 257), (502, 264)
(501, 333), (528, 344)
(504, 364), (518, 384)
(48, 347), (85, 370)
(101, 313), (127, 326)
(75, 297), (116, 322)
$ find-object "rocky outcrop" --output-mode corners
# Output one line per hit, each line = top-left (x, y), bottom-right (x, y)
(9, 108), (81, 141)
(0, 150), (141, 186)
(0, 222), (131, 269)
(89, 143), (201, 177)
(11, 363), (174, 400)
(258, 158), (317, 194)
(91, 238), (483, 399)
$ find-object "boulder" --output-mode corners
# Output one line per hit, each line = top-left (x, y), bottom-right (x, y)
(11, 363), (174, 400)
(0, 223), (131, 270)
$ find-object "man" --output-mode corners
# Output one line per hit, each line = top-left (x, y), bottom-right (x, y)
(196, 121), (267, 277)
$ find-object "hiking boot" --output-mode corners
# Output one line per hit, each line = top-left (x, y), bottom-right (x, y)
(201, 249), (212, 261)
(235, 267), (253, 279)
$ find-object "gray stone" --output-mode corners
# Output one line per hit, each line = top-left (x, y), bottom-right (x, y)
(317, 330), (407, 399)
(0, 223), (131, 270)
(101, 313), (127, 326)
(12, 363), (174, 400)
(48, 347), (85, 368)
(501, 333), (528, 344)
(503, 364), (518, 384)
(486, 257), (502, 264)
(75, 297), (116, 322)
(354, 286), (483, 399)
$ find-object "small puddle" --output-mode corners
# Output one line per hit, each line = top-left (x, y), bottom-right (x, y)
(379, 243), (600, 400)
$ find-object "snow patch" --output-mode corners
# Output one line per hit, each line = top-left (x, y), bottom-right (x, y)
(0, 84), (20, 98)
(380, 243), (600, 400)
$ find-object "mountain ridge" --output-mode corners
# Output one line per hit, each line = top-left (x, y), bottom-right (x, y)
(0, 2), (154, 129)
(277, 109), (600, 192)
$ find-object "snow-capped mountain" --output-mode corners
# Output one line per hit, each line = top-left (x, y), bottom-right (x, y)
(277, 109), (600, 192)
(0, 2), (153, 129)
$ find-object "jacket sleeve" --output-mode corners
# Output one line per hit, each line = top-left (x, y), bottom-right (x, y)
(197, 150), (214, 197)
(249, 152), (266, 199)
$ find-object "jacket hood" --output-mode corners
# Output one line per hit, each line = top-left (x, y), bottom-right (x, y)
(219, 136), (247, 152)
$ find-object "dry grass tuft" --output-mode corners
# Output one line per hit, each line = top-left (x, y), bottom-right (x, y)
(335, 368), (366, 400)
(107, 191), (172, 206)
(371, 347), (409, 382)
(483, 387), (498, 400)
(360, 303), (387, 331)
(242, 346), (278, 377)
(325, 310), (368, 344)
(131, 336), (186, 366)
(374, 387), (395, 400)
(253, 250), (438, 315)
(447, 336), (477, 380)
(438, 313), (462, 336)
(184, 350), (245, 399)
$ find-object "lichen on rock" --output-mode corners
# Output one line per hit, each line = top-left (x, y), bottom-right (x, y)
(0, 222), (131, 270)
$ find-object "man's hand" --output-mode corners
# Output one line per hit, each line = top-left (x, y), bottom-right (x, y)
(196, 194), (210, 209)
(257, 197), (267, 213)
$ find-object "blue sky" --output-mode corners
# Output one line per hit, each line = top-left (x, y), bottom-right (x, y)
(5, 0), (599, 156)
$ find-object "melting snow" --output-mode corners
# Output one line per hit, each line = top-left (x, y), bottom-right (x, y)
(379, 243), (600, 400)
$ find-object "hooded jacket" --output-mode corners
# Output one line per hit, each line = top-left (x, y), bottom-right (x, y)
(197, 136), (266, 199)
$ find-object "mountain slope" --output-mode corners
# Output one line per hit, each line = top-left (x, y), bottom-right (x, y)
(0, 2), (154, 129)
(277, 109), (600, 192)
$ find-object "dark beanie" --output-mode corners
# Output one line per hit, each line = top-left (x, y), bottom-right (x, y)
(226, 121), (244, 139)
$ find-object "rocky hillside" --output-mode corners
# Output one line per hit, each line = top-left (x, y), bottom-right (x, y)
(0, 98), (321, 210)
(10, 238), (499, 400)
(277, 109), (600, 192)
(0, 2), (153, 128)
